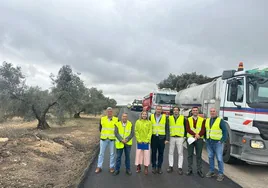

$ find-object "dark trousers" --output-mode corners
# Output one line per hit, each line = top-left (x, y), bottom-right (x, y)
(151, 135), (165, 168)
(187, 138), (204, 171)
(115, 145), (131, 171)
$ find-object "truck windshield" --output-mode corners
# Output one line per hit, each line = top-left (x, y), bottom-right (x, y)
(155, 94), (175, 104)
(248, 77), (268, 104)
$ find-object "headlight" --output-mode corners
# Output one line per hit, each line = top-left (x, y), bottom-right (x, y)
(250, 140), (265, 149)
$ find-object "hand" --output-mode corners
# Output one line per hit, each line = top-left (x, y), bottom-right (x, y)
(165, 140), (169, 144)
(122, 139), (127, 144)
(195, 134), (200, 139)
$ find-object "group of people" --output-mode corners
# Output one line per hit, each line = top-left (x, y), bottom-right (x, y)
(95, 105), (227, 182)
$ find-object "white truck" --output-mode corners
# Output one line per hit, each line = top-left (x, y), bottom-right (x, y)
(175, 63), (268, 165)
(131, 99), (143, 112)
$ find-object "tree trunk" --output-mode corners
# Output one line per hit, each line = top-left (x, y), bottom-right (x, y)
(74, 112), (81, 118)
(37, 118), (50, 130)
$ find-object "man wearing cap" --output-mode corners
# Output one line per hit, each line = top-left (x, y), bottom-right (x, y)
(95, 107), (119, 174)
(186, 106), (206, 178)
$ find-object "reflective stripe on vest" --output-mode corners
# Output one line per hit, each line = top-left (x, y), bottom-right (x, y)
(205, 117), (222, 140)
(150, 114), (166, 135)
(187, 117), (204, 138)
(100, 116), (118, 140)
(169, 115), (185, 137)
(115, 121), (133, 149)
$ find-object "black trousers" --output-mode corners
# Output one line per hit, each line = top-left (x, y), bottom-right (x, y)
(187, 138), (204, 171)
(151, 135), (165, 168)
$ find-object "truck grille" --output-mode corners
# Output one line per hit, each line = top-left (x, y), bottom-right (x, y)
(253, 120), (268, 140)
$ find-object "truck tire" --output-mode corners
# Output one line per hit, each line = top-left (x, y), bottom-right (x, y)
(223, 134), (237, 164)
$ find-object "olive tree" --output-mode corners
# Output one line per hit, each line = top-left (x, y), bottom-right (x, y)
(0, 62), (63, 129)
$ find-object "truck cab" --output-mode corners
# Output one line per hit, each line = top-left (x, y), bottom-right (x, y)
(149, 88), (177, 116)
(131, 99), (143, 112)
(221, 67), (268, 164)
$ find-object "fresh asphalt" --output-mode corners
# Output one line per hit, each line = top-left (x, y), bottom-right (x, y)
(79, 108), (241, 188)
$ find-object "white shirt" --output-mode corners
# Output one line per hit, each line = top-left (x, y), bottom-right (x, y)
(156, 114), (162, 123)
(193, 116), (198, 120)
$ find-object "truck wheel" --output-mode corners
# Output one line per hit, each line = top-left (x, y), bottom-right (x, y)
(223, 135), (237, 164)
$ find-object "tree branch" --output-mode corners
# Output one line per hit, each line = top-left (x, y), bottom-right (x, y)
(42, 94), (64, 118)
(32, 105), (41, 121)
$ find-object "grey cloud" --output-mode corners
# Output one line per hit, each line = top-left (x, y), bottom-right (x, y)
(0, 0), (268, 104)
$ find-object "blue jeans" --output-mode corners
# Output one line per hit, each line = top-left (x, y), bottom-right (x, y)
(206, 140), (224, 175)
(115, 145), (131, 171)
(97, 139), (115, 168)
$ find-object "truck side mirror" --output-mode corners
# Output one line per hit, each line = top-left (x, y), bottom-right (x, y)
(230, 81), (238, 102)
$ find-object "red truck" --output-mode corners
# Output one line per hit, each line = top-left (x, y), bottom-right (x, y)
(142, 88), (177, 115)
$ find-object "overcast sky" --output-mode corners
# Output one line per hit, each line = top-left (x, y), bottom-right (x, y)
(0, 0), (267, 104)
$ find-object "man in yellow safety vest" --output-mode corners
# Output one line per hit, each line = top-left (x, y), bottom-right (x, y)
(149, 105), (169, 174)
(205, 108), (227, 182)
(167, 106), (187, 175)
(113, 113), (134, 176)
(186, 106), (206, 178)
(95, 107), (119, 174)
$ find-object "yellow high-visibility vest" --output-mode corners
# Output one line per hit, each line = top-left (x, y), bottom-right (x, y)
(169, 115), (185, 137)
(187, 117), (204, 138)
(115, 121), (133, 149)
(150, 114), (166, 136)
(100, 116), (118, 140)
(205, 117), (223, 141)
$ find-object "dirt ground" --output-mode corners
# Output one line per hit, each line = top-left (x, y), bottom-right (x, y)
(0, 115), (102, 188)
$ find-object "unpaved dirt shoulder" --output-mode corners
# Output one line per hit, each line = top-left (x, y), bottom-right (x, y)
(0, 117), (99, 188)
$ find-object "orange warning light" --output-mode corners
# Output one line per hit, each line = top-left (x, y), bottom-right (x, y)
(238, 62), (244, 71)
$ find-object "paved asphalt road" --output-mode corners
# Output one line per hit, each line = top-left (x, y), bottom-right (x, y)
(80, 108), (241, 188)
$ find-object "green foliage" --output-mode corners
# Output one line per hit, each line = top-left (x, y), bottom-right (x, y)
(0, 61), (117, 127)
(157, 72), (212, 91)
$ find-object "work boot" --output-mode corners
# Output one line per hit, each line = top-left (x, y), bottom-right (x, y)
(157, 168), (163, 174)
(197, 170), (204, 178)
(95, 167), (102, 174)
(113, 170), (120, 176)
(178, 168), (183, 175)
(144, 166), (149, 175)
(167, 166), (173, 173)
(136, 165), (141, 173)
(217, 174), (224, 182)
(126, 169), (132, 176)
(186, 170), (193, 176)
(206, 171), (216, 178)
(109, 168), (115, 173)
(152, 167), (157, 174)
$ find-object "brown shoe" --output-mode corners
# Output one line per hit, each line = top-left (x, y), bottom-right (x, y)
(144, 166), (149, 175)
(95, 167), (102, 174)
(109, 168), (115, 173)
(136, 165), (141, 173)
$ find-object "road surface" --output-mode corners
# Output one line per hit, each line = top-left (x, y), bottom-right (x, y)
(79, 108), (241, 188)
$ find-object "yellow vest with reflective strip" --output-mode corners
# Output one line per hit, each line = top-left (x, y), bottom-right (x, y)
(169, 115), (185, 137)
(205, 117), (223, 141)
(115, 121), (133, 149)
(187, 117), (204, 138)
(150, 114), (166, 135)
(100, 116), (118, 140)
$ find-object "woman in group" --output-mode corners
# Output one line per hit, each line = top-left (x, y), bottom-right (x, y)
(135, 111), (152, 175)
